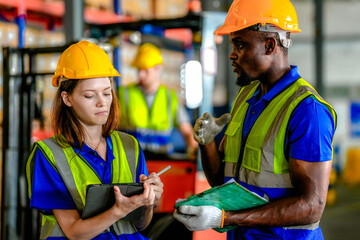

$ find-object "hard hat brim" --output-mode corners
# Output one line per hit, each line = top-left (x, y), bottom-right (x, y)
(52, 72), (122, 87)
(214, 22), (301, 36)
(214, 24), (244, 36)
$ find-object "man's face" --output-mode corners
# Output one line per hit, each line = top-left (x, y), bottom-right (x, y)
(138, 65), (161, 88)
(229, 29), (268, 87)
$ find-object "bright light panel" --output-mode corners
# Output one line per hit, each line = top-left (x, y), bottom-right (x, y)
(184, 60), (203, 109)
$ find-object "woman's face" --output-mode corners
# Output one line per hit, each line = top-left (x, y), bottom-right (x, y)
(61, 77), (113, 128)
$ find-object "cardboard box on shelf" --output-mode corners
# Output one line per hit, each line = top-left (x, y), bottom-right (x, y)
(155, 0), (189, 19)
(121, 0), (154, 20)
(42, 75), (57, 100)
(25, 28), (41, 48)
(86, 0), (114, 12)
(162, 49), (186, 71)
(2, 23), (19, 47)
(120, 66), (138, 86)
(121, 42), (138, 66)
(44, 31), (65, 47)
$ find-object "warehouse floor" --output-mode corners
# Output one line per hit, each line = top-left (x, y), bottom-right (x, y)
(321, 183), (360, 240)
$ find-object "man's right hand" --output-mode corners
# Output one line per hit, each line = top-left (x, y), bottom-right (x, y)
(193, 112), (231, 145)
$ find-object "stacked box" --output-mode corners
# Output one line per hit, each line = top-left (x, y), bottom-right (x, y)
(1, 23), (19, 47)
(121, 0), (154, 20)
(155, 0), (189, 19)
(0, 22), (66, 146)
(122, 0), (189, 20)
(86, 0), (114, 12)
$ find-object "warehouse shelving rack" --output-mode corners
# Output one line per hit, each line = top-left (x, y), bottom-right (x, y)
(1, 44), (71, 240)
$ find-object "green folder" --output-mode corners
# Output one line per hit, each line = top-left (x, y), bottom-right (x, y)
(174, 181), (268, 233)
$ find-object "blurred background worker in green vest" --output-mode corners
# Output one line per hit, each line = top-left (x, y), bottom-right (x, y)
(118, 43), (198, 160)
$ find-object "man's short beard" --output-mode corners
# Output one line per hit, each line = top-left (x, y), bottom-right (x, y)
(236, 74), (254, 87)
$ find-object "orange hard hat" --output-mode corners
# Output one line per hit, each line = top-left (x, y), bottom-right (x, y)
(214, 0), (301, 36)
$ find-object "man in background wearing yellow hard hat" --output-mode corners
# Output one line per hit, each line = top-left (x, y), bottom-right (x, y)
(174, 0), (336, 239)
(118, 43), (198, 160)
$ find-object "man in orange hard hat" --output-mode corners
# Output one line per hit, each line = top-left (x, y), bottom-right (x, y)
(174, 0), (336, 239)
(118, 43), (198, 160)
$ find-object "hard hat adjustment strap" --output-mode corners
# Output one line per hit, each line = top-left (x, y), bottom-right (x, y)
(280, 38), (292, 48)
(249, 23), (292, 48)
(58, 77), (69, 86)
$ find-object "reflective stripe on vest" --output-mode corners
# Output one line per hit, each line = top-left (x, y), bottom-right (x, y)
(129, 127), (173, 153)
(223, 78), (336, 231)
(28, 131), (139, 239)
(118, 84), (177, 153)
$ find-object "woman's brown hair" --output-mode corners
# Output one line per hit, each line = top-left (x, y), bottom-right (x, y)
(51, 78), (119, 148)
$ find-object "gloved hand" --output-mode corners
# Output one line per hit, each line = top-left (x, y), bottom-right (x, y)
(173, 205), (223, 231)
(193, 112), (231, 145)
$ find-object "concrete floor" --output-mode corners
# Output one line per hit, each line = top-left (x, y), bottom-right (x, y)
(321, 183), (360, 240)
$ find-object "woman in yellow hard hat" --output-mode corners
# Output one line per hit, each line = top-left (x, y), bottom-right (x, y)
(26, 40), (163, 240)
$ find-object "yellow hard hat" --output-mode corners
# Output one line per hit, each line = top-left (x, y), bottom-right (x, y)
(52, 40), (121, 87)
(131, 43), (163, 70)
(214, 0), (301, 36)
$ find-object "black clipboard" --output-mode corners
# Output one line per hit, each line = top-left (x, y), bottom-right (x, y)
(82, 183), (145, 221)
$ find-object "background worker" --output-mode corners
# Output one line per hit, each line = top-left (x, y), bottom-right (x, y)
(26, 41), (163, 239)
(118, 43), (198, 159)
(174, 0), (336, 239)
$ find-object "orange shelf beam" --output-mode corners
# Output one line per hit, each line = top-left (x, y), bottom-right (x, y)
(0, 0), (133, 24)
(85, 8), (133, 24)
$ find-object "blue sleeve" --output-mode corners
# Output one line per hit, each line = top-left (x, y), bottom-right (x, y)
(136, 143), (148, 183)
(30, 148), (76, 211)
(288, 97), (335, 162)
(287, 96), (335, 162)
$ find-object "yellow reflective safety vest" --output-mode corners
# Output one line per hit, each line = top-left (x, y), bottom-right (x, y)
(223, 78), (336, 231)
(118, 84), (178, 154)
(26, 131), (140, 239)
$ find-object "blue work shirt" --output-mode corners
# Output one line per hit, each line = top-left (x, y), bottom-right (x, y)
(30, 135), (149, 240)
(225, 66), (335, 240)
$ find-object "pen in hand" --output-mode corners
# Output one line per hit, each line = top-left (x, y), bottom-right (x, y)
(143, 165), (171, 182)
(156, 165), (171, 176)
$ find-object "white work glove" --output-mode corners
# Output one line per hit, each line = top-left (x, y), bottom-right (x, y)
(193, 112), (231, 145)
(173, 205), (223, 231)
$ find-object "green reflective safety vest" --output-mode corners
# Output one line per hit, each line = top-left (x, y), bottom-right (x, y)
(223, 78), (336, 230)
(26, 131), (140, 239)
(118, 84), (178, 153)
